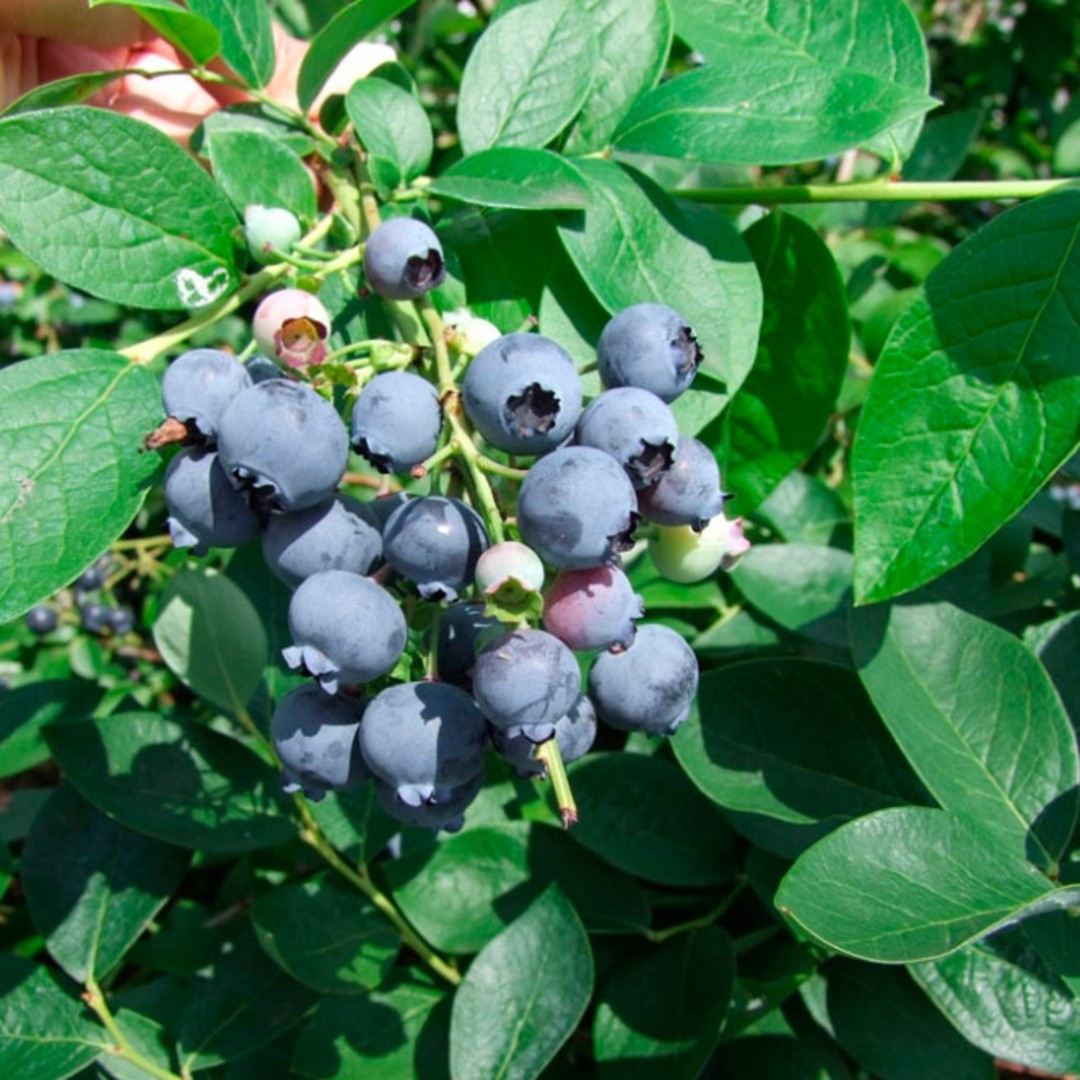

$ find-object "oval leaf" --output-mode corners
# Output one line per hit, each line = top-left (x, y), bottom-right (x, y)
(429, 148), (591, 210)
(0, 351), (160, 624)
(457, 0), (598, 155)
(450, 886), (593, 1080)
(346, 78), (433, 194)
(852, 601), (1080, 868)
(186, 0), (275, 88)
(0, 681), (102, 778)
(206, 127), (317, 221)
(852, 188), (1080, 603)
(0, 107), (239, 310)
(46, 712), (294, 853)
(92, 0), (221, 64)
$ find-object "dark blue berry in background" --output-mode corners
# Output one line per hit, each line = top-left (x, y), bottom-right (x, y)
(374, 770), (484, 833)
(25, 605), (58, 635)
(363, 217), (446, 300)
(79, 602), (112, 635)
(491, 693), (597, 778)
(597, 302), (701, 403)
(351, 370), (442, 474)
(107, 606), (136, 635)
(434, 602), (503, 688)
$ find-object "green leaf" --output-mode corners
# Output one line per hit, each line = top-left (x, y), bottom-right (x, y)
(206, 128), (317, 223)
(194, 105), (317, 159)
(851, 601), (1080, 868)
(726, 213), (850, 510)
(0, 107), (239, 310)
(557, 158), (761, 404)
(306, 782), (397, 867)
(457, 0), (598, 155)
(91, 0), (220, 64)
(0, 681), (102, 778)
(852, 189), (1080, 603)
(0, 351), (160, 625)
(429, 148), (591, 211)
(292, 970), (450, 1080)
(0, 70), (132, 117)
(100, 1008), (179, 1080)
(21, 784), (190, 983)
(346, 79), (433, 194)
(620, 0), (935, 164)
(186, 0), (275, 88)
(824, 959), (995, 1080)
(297, 0), (415, 112)
(569, 752), (736, 886)
(251, 874), (399, 994)
(383, 823), (649, 955)
(46, 712), (294, 853)
(0, 955), (105, 1080)
(593, 928), (734, 1078)
(911, 929), (1080, 1075)
(775, 806), (1079, 963)
(450, 886), (593, 1080)
(674, 660), (928, 858)
(178, 927), (318, 1072)
(562, 0), (673, 154)
(153, 567), (269, 717)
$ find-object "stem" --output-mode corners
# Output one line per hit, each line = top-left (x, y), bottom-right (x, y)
(84, 976), (184, 1080)
(643, 878), (748, 944)
(674, 177), (1077, 206)
(476, 455), (529, 481)
(536, 739), (577, 828)
(294, 799), (461, 985)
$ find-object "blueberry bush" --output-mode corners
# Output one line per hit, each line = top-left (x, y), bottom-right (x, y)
(2, 1), (1080, 1077)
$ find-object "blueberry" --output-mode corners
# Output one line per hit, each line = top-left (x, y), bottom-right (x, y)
(107, 605), (136, 635)
(597, 303), (702, 402)
(362, 491), (412, 532)
(471, 628), (581, 741)
(252, 288), (331, 369)
(75, 556), (110, 592)
(575, 387), (679, 489)
(25, 605), (58, 635)
(433, 602), (503, 688)
(164, 448), (263, 556)
(283, 570), (407, 694)
(374, 770), (484, 833)
(79, 601), (111, 635)
(462, 333), (583, 455)
(350, 371), (442, 474)
(542, 564), (644, 652)
(244, 205), (302, 265)
(244, 354), (284, 384)
(588, 623), (699, 735)
(262, 495), (383, 588)
(517, 446), (638, 570)
(382, 495), (489, 602)
(358, 681), (488, 806)
(161, 348), (252, 446)
(491, 693), (597, 778)
(216, 380), (349, 513)
(363, 217), (445, 300)
(637, 436), (727, 531)
(271, 683), (368, 801)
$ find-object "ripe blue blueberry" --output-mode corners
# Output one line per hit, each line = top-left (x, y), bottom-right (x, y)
(262, 495), (383, 588)
(363, 217), (446, 300)
(107, 606), (136, 635)
(271, 683), (367, 801)
(164, 448), (263, 556)
(433, 602), (503, 688)
(597, 303), (702, 403)
(491, 693), (597, 778)
(575, 387), (679, 489)
(283, 570), (407, 694)
(462, 333), (583, 455)
(75, 559), (109, 592)
(471, 628), (581, 741)
(588, 623), (699, 735)
(382, 495), (489, 602)
(350, 371), (442, 474)
(517, 446), (638, 570)
(244, 354), (283, 384)
(79, 601), (111, 635)
(161, 348), (252, 446)
(542, 564), (644, 652)
(637, 435), (727, 531)
(216, 380), (349, 513)
(25, 605), (58, 635)
(374, 770), (484, 833)
(358, 681), (488, 807)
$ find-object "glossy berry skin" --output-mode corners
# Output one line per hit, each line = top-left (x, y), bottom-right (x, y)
(363, 217), (445, 300)
(637, 436), (726, 531)
(374, 770), (484, 833)
(79, 602), (111, 635)
(542, 564), (644, 652)
(262, 495), (382, 589)
(462, 333), (583, 455)
(472, 628), (581, 741)
(382, 495), (489, 602)
(252, 288), (331, 369)
(435, 602), (503, 688)
(350, 371), (442, 474)
(589, 624), (699, 735)
(575, 387), (679, 489)
(283, 570), (406, 694)
(359, 681), (488, 807)
(244, 205), (302, 265)
(161, 348), (252, 445)
(216, 380), (349, 513)
(76, 559), (109, 592)
(491, 693), (597, 778)
(597, 303), (702, 403)
(25, 605), (58, 635)
(164, 448), (262, 556)
(271, 683), (367, 801)
(517, 446), (638, 570)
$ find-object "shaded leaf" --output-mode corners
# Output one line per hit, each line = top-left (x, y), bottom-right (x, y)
(0, 681), (102, 778)
(429, 148), (591, 211)
(92, 0), (220, 64)
(186, 0), (275, 88)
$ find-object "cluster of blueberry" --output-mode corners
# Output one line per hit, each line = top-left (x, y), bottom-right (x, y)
(149, 216), (747, 832)
(25, 557), (135, 639)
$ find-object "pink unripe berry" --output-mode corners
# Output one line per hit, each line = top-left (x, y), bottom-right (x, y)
(542, 564), (644, 652)
(252, 288), (331, 369)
